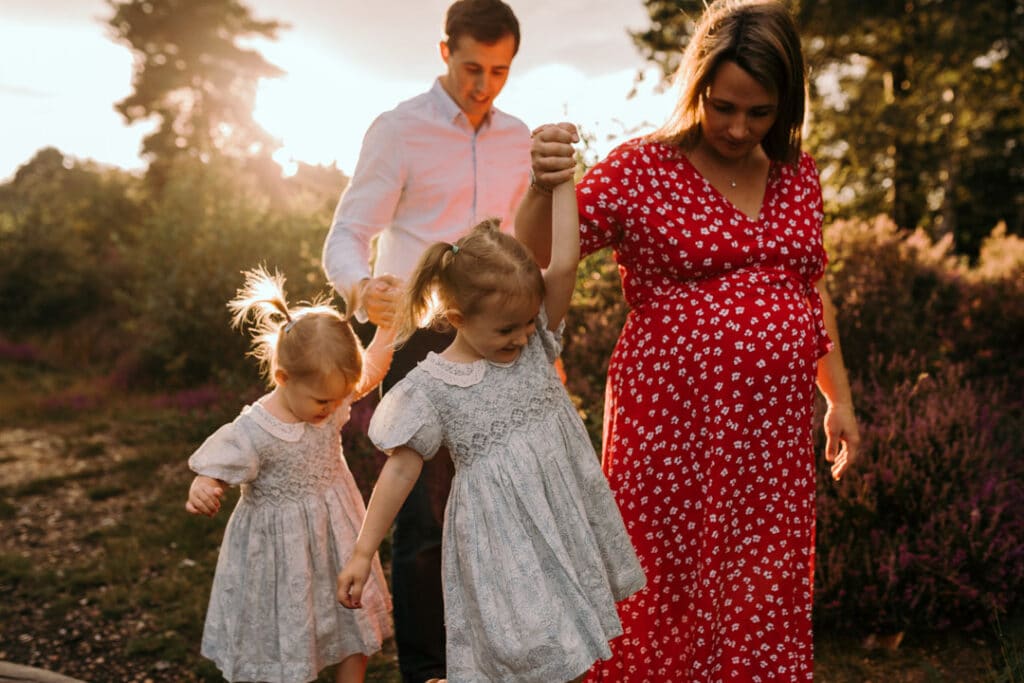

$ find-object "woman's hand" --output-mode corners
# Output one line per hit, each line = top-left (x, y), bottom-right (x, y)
(530, 123), (579, 192)
(823, 401), (860, 481)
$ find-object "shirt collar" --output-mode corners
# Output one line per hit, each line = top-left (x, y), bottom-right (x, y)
(430, 77), (493, 130)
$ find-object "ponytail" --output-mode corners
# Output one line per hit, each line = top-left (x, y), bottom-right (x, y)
(393, 219), (544, 347)
(228, 265), (362, 387)
(394, 241), (457, 347)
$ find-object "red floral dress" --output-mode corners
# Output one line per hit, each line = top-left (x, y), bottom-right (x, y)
(578, 139), (832, 682)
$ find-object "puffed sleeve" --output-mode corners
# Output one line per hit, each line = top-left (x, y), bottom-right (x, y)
(577, 139), (639, 257)
(187, 419), (260, 485)
(368, 381), (443, 460)
(534, 304), (565, 364)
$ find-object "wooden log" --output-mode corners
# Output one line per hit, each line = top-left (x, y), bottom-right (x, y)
(0, 662), (87, 683)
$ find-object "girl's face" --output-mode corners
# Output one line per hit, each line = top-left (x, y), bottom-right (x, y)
(275, 369), (351, 424)
(699, 60), (779, 160)
(449, 293), (540, 364)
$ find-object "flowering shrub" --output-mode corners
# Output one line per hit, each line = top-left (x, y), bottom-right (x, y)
(822, 216), (962, 382)
(954, 223), (1024, 382)
(813, 354), (1024, 632)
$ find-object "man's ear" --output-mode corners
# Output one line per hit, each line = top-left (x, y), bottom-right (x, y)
(439, 39), (451, 65)
(274, 368), (289, 386)
(445, 309), (465, 329)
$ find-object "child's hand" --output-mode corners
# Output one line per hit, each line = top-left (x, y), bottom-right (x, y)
(337, 554), (372, 608)
(186, 475), (225, 517)
(530, 122), (579, 191)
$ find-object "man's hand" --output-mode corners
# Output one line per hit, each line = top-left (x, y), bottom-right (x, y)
(358, 274), (403, 328)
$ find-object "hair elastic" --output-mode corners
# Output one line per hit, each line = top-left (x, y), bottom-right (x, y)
(451, 244), (460, 254)
(284, 317), (298, 333)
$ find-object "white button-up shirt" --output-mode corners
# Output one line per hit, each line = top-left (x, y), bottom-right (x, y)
(323, 78), (531, 300)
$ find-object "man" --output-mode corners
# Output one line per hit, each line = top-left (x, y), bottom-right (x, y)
(323, 2), (530, 681)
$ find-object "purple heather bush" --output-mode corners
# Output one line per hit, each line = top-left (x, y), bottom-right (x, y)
(148, 384), (224, 413)
(0, 336), (40, 363)
(813, 354), (1024, 633)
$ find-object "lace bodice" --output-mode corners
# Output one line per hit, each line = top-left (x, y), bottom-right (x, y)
(189, 400), (351, 505)
(370, 308), (565, 469)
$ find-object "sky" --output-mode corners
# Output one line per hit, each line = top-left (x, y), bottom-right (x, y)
(0, 1), (679, 182)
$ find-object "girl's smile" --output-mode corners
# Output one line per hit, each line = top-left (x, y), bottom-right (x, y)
(444, 293), (541, 364)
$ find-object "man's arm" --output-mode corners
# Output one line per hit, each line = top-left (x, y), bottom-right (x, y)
(322, 115), (406, 322)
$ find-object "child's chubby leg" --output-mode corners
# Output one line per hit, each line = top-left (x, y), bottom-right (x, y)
(334, 652), (367, 683)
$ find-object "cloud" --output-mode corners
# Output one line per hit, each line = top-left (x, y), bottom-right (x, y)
(0, 84), (52, 98)
(252, 0), (651, 80)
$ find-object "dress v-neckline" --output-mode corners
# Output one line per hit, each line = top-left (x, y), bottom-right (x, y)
(682, 152), (772, 223)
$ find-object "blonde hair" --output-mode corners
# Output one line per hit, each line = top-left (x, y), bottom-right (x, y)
(394, 219), (544, 345)
(648, 0), (807, 165)
(228, 266), (363, 389)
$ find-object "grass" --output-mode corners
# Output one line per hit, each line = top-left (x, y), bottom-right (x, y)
(0, 363), (1021, 682)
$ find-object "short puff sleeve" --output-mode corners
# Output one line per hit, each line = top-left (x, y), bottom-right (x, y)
(577, 139), (641, 257)
(369, 381), (443, 460)
(187, 419), (259, 485)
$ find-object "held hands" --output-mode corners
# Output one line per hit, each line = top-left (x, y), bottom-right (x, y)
(336, 553), (373, 609)
(186, 475), (225, 517)
(823, 401), (861, 481)
(530, 123), (579, 193)
(358, 274), (403, 328)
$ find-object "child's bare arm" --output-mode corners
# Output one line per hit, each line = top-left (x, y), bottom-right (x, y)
(542, 179), (580, 330)
(337, 446), (423, 608)
(351, 325), (398, 401)
(186, 475), (226, 517)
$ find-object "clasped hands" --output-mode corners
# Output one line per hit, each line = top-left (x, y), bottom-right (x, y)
(358, 274), (403, 328)
(529, 122), (580, 193)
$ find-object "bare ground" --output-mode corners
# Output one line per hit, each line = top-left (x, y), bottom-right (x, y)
(0, 422), (1010, 682)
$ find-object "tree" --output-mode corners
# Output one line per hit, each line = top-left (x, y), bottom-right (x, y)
(630, 0), (1024, 255)
(106, 0), (286, 186)
(0, 148), (142, 331)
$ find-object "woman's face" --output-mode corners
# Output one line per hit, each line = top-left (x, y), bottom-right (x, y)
(699, 60), (779, 160)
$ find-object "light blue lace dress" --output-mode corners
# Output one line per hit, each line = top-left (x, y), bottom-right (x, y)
(189, 397), (392, 683)
(369, 308), (645, 683)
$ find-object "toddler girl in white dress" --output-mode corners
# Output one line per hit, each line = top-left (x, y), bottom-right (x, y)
(186, 267), (393, 683)
(337, 181), (645, 683)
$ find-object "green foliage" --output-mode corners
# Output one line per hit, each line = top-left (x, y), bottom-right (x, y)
(630, 0), (1024, 253)
(0, 148), (142, 333)
(115, 156), (342, 388)
(0, 148), (347, 390)
(106, 0), (286, 186)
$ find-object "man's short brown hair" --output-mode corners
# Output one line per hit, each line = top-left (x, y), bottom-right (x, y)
(444, 0), (520, 54)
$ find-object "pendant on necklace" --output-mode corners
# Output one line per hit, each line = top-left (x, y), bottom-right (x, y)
(729, 180), (737, 188)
